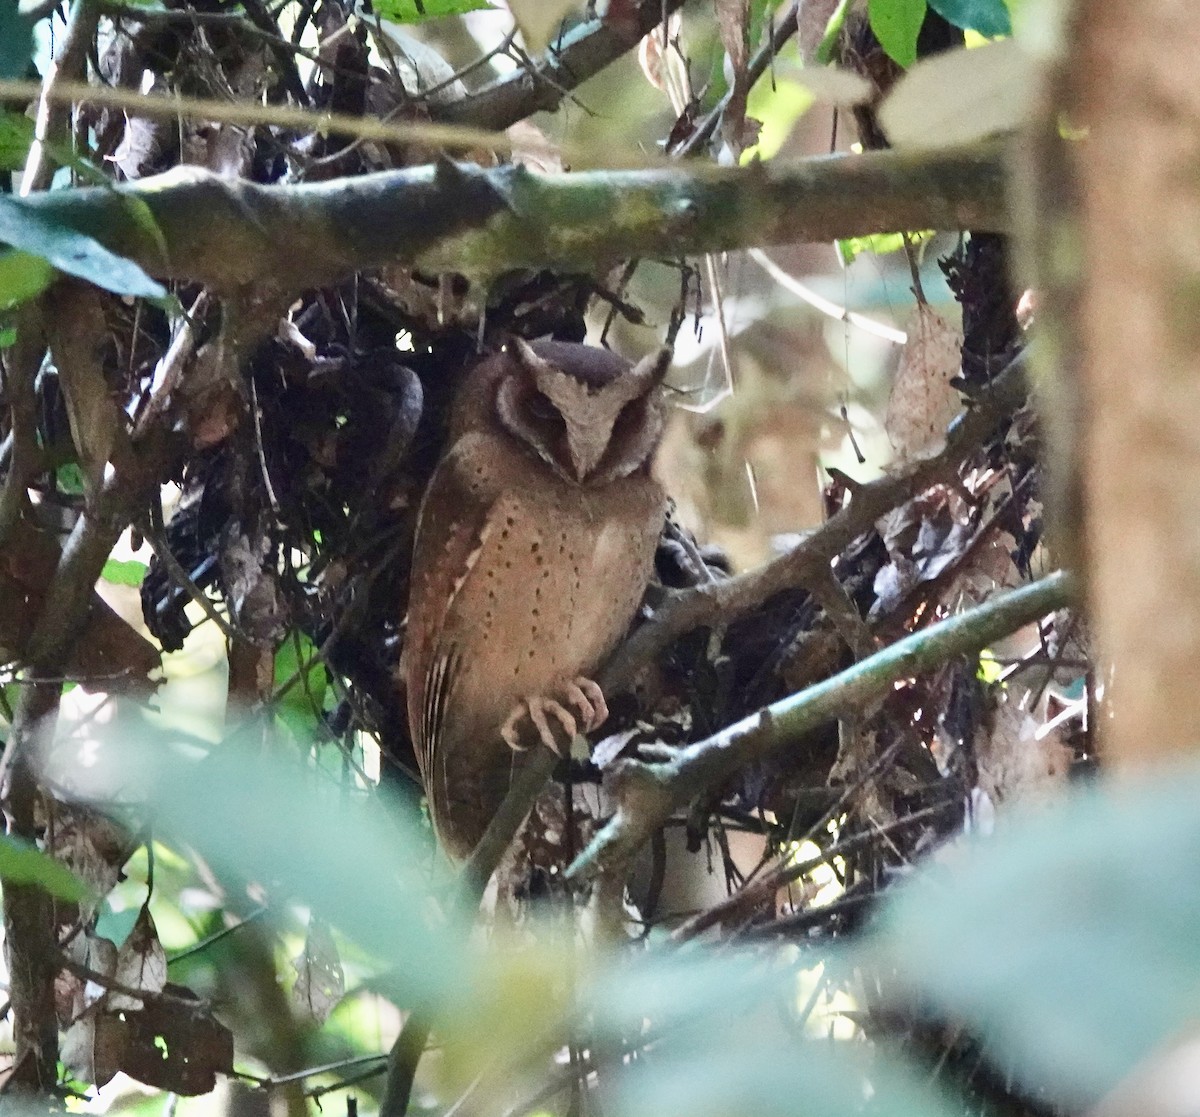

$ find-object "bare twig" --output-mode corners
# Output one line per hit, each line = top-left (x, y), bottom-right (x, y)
(671, 800), (955, 941)
(570, 570), (1075, 886)
(20, 0), (100, 195)
(676, 0), (800, 157)
(432, 0), (689, 132)
(0, 305), (46, 548)
(600, 353), (1030, 695)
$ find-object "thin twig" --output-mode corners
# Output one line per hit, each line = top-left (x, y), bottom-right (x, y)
(600, 352), (1029, 696)
(570, 569), (1075, 886)
(20, 0), (101, 195)
(432, 0), (688, 132)
(676, 0), (800, 157)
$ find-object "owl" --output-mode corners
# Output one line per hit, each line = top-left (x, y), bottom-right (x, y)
(401, 338), (671, 861)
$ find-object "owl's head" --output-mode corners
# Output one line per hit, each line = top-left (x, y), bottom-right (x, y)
(494, 338), (671, 485)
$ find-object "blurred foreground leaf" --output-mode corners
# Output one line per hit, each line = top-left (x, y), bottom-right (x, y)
(0, 194), (167, 301)
(876, 766), (1200, 1105)
(0, 832), (91, 901)
(51, 717), (457, 1001)
(612, 1032), (964, 1117)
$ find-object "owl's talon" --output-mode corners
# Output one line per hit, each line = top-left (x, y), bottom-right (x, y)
(500, 715), (529, 752)
(501, 696), (578, 755)
(572, 676), (609, 731)
(529, 697), (577, 755)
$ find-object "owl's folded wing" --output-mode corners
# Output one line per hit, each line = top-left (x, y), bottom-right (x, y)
(401, 432), (511, 779)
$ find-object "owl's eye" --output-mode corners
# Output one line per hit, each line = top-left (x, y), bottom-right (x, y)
(526, 391), (559, 422)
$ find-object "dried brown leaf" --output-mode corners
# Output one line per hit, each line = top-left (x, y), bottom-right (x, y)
(292, 914), (345, 1024)
(885, 304), (964, 459)
(716, 0), (751, 154)
(62, 1012), (123, 1089)
(110, 903), (168, 1011)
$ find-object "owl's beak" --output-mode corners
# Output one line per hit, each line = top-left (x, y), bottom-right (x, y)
(565, 423), (606, 481)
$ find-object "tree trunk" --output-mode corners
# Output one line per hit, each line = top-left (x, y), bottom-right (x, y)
(1031, 0), (1200, 765)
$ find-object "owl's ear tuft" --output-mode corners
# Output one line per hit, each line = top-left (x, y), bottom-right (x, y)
(510, 337), (553, 379)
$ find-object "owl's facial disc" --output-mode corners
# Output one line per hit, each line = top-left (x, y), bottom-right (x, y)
(506, 338), (670, 483)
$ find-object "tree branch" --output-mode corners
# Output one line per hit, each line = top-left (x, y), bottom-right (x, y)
(432, 0), (687, 131)
(600, 354), (1031, 696)
(10, 140), (1007, 293)
(568, 570), (1075, 886)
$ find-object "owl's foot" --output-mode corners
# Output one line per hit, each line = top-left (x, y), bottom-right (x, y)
(500, 677), (610, 755)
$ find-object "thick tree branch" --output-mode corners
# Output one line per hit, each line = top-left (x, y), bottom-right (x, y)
(10, 140), (1007, 293)
(601, 354), (1030, 695)
(569, 570), (1075, 886)
(431, 0), (688, 132)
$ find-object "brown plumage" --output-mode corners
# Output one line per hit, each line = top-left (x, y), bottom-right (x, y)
(401, 338), (670, 860)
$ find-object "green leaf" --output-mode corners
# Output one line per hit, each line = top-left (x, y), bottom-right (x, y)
(56, 462), (86, 495)
(868, 0), (927, 67)
(0, 833), (91, 901)
(612, 1031), (966, 1117)
(0, 249), (53, 309)
(0, 0), (33, 82)
(0, 193), (167, 301)
(370, 0), (494, 24)
(876, 767), (1200, 1106)
(0, 324), (15, 348)
(274, 633), (329, 741)
(102, 558), (148, 587)
(815, 0), (850, 65)
(59, 721), (455, 991)
(0, 108), (34, 171)
(928, 0), (1011, 36)
(837, 229), (932, 264)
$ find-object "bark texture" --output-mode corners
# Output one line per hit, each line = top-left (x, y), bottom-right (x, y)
(1067, 1), (1200, 762)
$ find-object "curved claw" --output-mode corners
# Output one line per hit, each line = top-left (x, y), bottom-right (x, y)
(572, 676), (608, 731)
(500, 677), (610, 755)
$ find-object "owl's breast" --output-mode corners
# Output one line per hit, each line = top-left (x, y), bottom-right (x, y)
(404, 430), (665, 858)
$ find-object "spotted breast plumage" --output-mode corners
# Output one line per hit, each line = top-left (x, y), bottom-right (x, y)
(401, 338), (670, 860)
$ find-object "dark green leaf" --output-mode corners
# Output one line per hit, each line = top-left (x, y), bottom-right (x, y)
(370, 0), (494, 24)
(0, 194), (166, 300)
(928, 0), (1011, 36)
(0, 1), (33, 82)
(868, 0), (927, 67)
(0, 249), (53, 309)
(0, 108), (34, 171)
(876, 767), (1200, 1106)
(0, 833), (91, 901)
(102, 558), (148, 587)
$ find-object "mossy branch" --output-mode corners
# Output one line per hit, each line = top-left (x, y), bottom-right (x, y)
(10, 141), (1008, 293)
